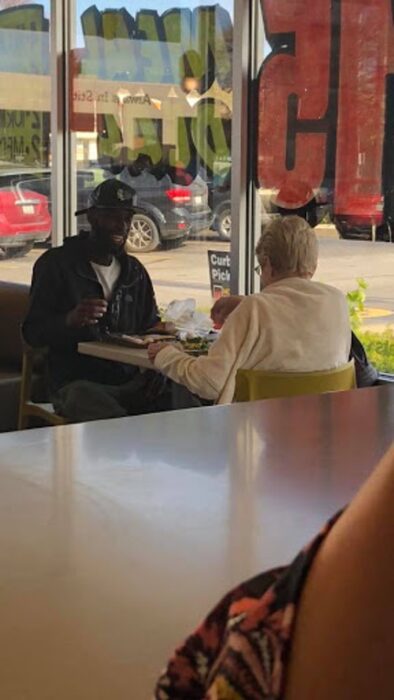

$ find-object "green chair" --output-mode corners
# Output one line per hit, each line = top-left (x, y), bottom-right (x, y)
(234, 360), (356, 403)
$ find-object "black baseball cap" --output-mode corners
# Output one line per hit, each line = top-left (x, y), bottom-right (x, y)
(75, 178), (137, 216)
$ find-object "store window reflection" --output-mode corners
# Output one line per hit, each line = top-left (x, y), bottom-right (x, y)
(257, 0), (394, 374)
(72, 1), (233, 312)
(0, 1), (51, 279)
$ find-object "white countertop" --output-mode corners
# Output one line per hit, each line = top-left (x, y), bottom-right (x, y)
(1, 386), (393, 699)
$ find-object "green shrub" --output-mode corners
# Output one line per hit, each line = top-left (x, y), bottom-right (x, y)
(346, 278), (394, 372)
(358, 328), (394, 373)
(346, 278), (367, 333)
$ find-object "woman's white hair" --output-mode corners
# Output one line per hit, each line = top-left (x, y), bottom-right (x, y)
(256, 215), (318, 277)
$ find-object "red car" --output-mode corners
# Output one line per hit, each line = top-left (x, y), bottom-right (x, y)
(0, 175), (52, 259)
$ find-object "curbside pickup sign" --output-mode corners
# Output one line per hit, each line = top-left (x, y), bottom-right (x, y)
(208, 250), (231, 299)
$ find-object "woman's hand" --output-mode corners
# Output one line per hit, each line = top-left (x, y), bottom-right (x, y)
(147, 341), (172, 363)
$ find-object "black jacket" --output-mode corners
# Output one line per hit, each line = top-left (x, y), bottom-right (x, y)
(23, 232), (159, 391)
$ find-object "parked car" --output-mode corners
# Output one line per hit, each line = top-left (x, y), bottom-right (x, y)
(261, 184), (331, 228)
(209, 170), (231, 241)
(0, 169), (51, 259)
(333, 194), (391, 241)
(208, 169), (336, 243)
(105, 157), (212, 252)
(334, 218), (387, 240)
(0, 160), (212, 254)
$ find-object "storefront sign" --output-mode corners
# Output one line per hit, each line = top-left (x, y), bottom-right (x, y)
(69, 4), (232, 175)
(72, 90), (154, 107)
(0, 109), (49, 165)
(0, 4), (232, 175)
(3, 0), (393, 232)
(0, 3), (232, 88)
(0, 5), (49, 74)
(208, 250), (231, 298)
(79, 5), (232, 90)
(258, 0), (393, 225)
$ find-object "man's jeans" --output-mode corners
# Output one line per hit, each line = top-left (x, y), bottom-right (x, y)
(52, 374), (203, 423)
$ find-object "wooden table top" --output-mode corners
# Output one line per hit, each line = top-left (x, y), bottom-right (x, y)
(78, 340), (152, 369)
(1, 386), (393, 699)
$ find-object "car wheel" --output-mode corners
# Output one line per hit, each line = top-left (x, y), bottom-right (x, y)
(0, 242), (34, 259)
(161, 237), (185, 250)
(334, 221), (347, 239)
(217, 207), (232, 241)
(126, 213), (160, 253)
(376, 223), (394, 242)
(334, 220), (362, 240)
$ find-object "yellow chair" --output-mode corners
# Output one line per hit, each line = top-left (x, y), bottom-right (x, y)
(234, 360), (356, 403)
(18, 345), (67, 430)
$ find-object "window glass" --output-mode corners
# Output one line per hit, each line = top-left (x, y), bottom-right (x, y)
(0, 1), (51, 284)
(72, 0), (234, 320)
(256, 0), (394, 373)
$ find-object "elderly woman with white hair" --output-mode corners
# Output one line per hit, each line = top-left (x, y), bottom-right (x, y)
(148, 215), (351, 404)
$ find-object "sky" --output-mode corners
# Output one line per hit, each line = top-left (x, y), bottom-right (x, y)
(0, 0), (29, 6)
(0, 1), (234, 31)
(74, 1), (234, 49)
(28, 0), (233, 15)
(77, 1), (233, 14)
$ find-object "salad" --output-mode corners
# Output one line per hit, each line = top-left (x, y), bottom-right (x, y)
(181, 337), (211, 355)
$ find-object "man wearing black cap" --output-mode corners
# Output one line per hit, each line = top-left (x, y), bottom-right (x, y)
(23, 178), (171, 421)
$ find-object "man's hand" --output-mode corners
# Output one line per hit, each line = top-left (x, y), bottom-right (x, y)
(210, 295), (243, 328)
(147, 341), (174, 363)
(147, 320), (177, 335)
(66, 298), (108, 328)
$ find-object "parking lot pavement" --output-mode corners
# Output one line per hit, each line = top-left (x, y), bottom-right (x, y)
(0, 248), (41, 286)
(0, 238), (229, 311)
(316, 238), (394, 330)
(0, 234), (393, 330)
(315, 223), (339, 239)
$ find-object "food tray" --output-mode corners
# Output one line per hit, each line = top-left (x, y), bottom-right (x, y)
(104, 333), (176, 349)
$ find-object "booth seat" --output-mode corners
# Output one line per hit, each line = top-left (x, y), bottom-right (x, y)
(0, 282), (30, 431)
(0, 281), (52, 432)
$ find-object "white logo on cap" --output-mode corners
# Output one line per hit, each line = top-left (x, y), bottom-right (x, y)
(117, 188), (132, 201)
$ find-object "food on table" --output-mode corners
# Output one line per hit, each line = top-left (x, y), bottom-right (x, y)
(105, 331), (216, 353)
(104, 333), (175, 348)
(181, 337), (211, 355)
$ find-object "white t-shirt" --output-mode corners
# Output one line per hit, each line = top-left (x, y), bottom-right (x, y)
(91, 257), (121, 301)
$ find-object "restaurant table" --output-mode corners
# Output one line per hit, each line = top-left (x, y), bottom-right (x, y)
(78, 340), (152, 369)
(1, 385), (393, 699)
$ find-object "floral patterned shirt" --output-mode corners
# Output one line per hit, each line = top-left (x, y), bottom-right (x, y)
(155, 513), (341, 700)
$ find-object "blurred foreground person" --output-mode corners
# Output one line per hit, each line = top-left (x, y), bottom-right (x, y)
(155, 442), (394, 699)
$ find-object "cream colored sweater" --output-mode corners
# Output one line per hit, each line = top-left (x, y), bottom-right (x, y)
(154, 278), (352, 404)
